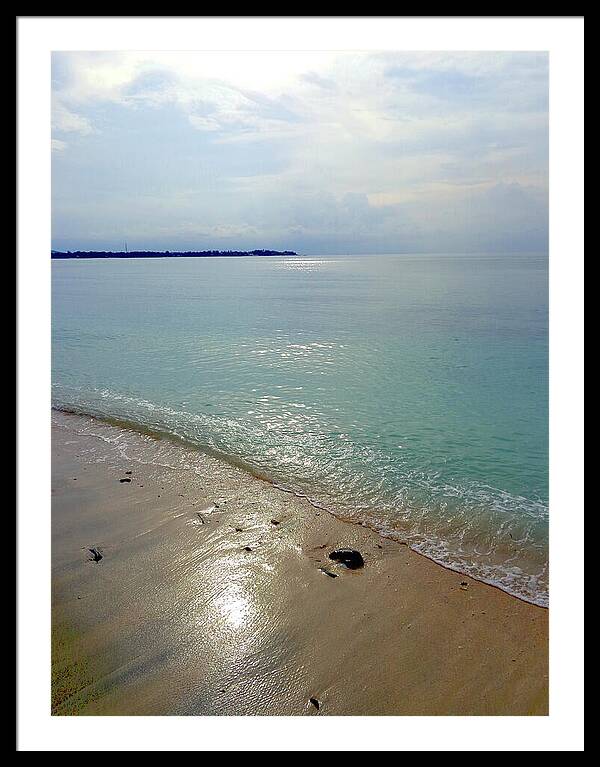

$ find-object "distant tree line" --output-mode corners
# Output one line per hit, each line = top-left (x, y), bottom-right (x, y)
(51, 249), (298, 259)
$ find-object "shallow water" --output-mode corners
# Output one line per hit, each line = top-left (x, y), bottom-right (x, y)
(52, 253), (548, 604)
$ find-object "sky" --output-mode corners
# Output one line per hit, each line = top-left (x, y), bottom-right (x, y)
(51, 51), (548, 254)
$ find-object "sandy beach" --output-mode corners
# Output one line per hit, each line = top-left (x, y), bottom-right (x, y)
(51, 410), (548, 716)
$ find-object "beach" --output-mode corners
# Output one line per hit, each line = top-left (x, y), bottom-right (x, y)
(52, 409), (548, 716)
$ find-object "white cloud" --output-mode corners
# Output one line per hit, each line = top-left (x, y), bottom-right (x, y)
(52, 99), (94, 135)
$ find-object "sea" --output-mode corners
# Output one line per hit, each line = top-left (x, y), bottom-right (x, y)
(52, 253), (549, 606)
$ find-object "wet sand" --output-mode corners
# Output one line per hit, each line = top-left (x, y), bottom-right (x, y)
(51, 410), (548, 715)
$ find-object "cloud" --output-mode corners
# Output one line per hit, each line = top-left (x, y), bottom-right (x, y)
(300, 71), (338, 91)
(51, 51), (548, 253)
(52, 99), (94, 135)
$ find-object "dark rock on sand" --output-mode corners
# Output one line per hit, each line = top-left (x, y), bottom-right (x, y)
(244, 546), (252, 552)
(119, 478), (131, 483)
(270, 519), (280, 525)
(125, 471), (132, 475)
(88, 547), (103, 563)
(309, 697), (321, 711)
(329, 549), (364, 569)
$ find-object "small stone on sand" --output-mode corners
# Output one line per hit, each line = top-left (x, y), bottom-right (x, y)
(329, 549), (364, 569)
(88, 547), (103, 563)
(319, 567), (338, 579)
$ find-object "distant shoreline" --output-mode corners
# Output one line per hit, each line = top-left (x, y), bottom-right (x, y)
(51, 249), (298, 260)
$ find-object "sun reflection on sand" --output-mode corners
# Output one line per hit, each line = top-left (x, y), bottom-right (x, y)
(187, 555), (267, 646)
(212, 582), (255, 630)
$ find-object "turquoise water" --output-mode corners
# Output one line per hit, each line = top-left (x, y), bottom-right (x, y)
(52, 254), (548, 605)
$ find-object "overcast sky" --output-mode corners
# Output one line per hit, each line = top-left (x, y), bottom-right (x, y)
(51, 51), (548, 254)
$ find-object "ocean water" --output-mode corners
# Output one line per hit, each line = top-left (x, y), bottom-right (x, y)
(52, 254), (549, 605)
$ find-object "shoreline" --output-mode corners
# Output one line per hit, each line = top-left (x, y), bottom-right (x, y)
(51, 404), (548, 608)
(52, 409), (549, 715)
